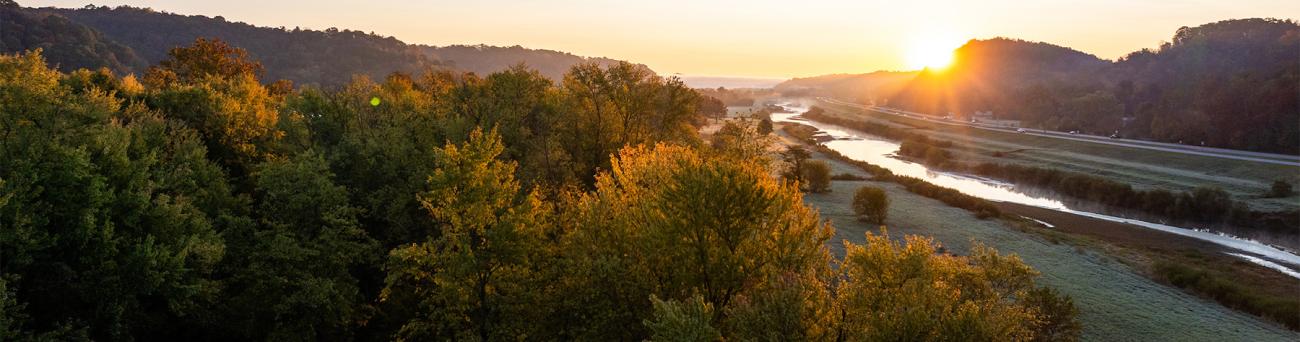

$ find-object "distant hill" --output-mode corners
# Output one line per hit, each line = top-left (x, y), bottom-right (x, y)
(794, 19), (1299, 153)
(0, 2), (146, 73)
(19, 4), (435, 86)
(420, 44), (631, 80)
(1108, 18), (1300, 152)
(887, 38), (1111, 117)
(775, 71), (917, 103)
(676, 75), (787, 89)
(3, 3), (644, 86)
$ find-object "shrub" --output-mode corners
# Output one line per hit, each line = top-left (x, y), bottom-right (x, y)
(1155, 260), (1300, 330)
(1267, 180), (1293, 198)
(803, 160), (832, 193)
(852, 186), (889, 224)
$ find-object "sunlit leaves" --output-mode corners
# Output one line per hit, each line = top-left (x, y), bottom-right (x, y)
(384, 127), (548, 341)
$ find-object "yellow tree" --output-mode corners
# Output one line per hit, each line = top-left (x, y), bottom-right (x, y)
(836, 231), (1079, 341)
(383, 127), (548, 341)
(145, 39), (281, 172)
(558, 144), (835, 340)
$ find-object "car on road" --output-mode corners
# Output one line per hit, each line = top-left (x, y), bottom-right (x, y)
(1016, 128), (1027, 133)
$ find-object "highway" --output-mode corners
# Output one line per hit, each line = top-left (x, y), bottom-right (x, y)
(815, 97), (1300, 167)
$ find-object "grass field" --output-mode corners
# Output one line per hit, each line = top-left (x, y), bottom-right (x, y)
(811, 100), (1300, 213)
(799, 147), (1300, 341)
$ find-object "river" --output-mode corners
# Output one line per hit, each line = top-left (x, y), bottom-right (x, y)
(771, 103), (1300, 278)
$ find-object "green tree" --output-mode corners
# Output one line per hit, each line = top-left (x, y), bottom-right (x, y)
(0, 51), (232, 339)
(644, 295), (721, 342)
(1268, 180), (1293, 198)
(710, 119), (773, 163)
(314, 74), (446, 247)
(383, 127), (548, 341)
(218, 152), (378, 340)
(1024, 287), (1082, 342)
(698, 95), (726, 122)
(803, 160), (832, 193)
(557, 144), (833, 340)
(558, 62), (701, 185)
(781, 145), (811, 185)
(852, 186), (889, 224)
(721, 272), (837, 341)
(836, 232), (1079, 341)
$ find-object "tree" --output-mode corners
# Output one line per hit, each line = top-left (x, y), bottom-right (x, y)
(643, 295), (720, 342)
(710, 119), (773, 162)
(556, 144), (833, 340)
(1024, 287), (1082, 341)
(312, 73), (446, 247)
(0, 47), (1087, 341)
(0, 51), (232, 339)
(853, 186), (889, 224)
(698, 96), (726, 122)
(146, 37), (264, 84)
(803, 160), (832, 193)
(781, 146), (811, 185)
(758, 117), (774, 135)
(145, 39), (282, 172)
(218, 152), (378, 340)
(1268, 180), (1293, 198)
(720, 272), (837, 341)
(558, 62), (702, 185)
(836, 232), (1080, 341)
(383, 127), (548, 341)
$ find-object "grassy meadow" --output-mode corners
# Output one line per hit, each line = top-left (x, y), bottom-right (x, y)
(796, 144), (1300, 341)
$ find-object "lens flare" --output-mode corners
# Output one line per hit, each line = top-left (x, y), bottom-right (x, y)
(905, 36), (963, 70)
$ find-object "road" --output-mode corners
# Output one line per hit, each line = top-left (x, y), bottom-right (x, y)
(816, 97), (1300, 167)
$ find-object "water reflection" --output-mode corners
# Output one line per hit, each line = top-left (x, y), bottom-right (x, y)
(774, 108), (1067, 209)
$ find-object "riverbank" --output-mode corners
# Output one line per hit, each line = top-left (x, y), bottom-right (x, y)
(805, 102), (1300, 250)
(767, 119), (1300, 339)
(999, 201), (1300, 330)
(812, 99), (1300, 214)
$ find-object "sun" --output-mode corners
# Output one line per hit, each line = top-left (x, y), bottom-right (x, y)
(905, 37), (963, 70)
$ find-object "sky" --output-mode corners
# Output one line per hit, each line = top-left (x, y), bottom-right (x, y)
(25, 0), (1300, 79)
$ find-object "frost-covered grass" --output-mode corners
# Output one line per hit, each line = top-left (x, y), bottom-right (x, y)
(802, 152), (1300, 341)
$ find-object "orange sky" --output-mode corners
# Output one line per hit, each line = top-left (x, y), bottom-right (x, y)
(27, 0), (1300, 78)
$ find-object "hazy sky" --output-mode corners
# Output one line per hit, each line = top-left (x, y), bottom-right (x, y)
(25, 0), (1300, 78)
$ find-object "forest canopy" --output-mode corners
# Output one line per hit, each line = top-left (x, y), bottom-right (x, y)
(0, 40), (1079, 340)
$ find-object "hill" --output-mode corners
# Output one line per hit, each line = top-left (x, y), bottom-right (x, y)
(420, 44), (629, 80)
(0, 1), (145, 73)
(886, 38), (1111, 120)
(37, 4), (437, 86)
(1110, 18), (1300, 152)
(4, 3), (644, 86)
(775, 71), (918, 103)
(791, 19), (1300, 153)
